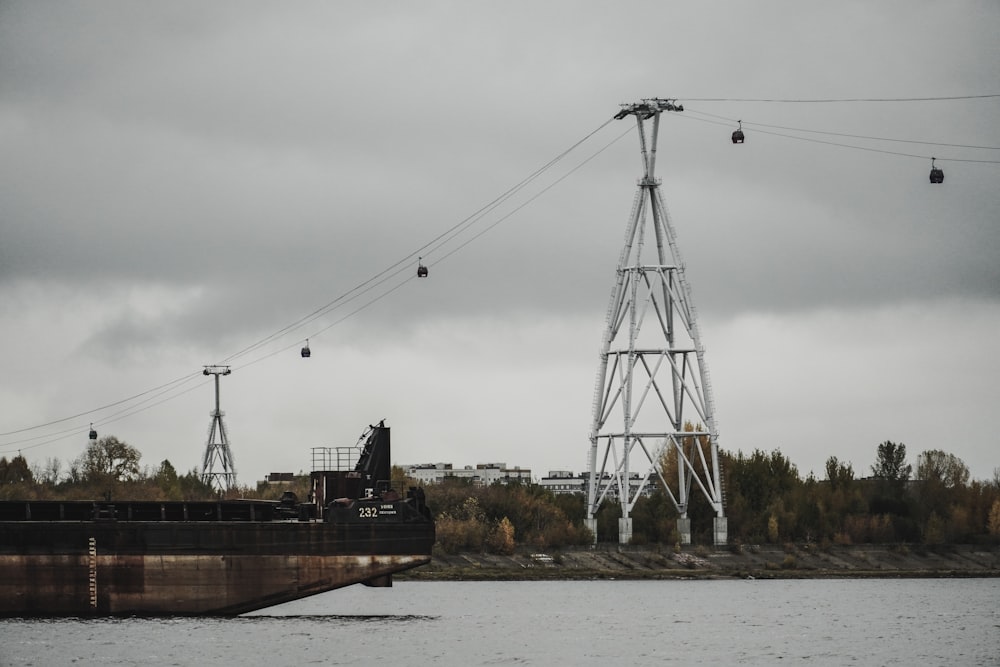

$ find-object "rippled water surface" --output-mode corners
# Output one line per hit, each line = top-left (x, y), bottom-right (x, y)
(3, 579), (998, 666)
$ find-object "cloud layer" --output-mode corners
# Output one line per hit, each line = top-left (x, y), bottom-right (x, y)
(2, 2), (997, 483)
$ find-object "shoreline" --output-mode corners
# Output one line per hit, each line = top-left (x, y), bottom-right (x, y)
(399, 543), (1000, 581)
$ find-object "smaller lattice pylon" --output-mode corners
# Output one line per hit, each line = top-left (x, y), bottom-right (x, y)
(200, 365), (236, 492)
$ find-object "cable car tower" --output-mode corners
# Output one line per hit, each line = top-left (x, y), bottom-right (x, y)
(585, 99), (727, 546)
(201, 365), (237, 492)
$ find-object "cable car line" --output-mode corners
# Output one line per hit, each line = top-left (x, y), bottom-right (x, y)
(682, 94), (1000, 103)
(400, 117), (619, 277)
(686, 108), (1000, 151)
(677, 111), (1000, 163)
(0, 371), (203, 438)
(433, 124), (635, 267)
(1, 379), (207, 455)
(191, 117), (622, 373)
(220, 116), (617, 368)
(226, 123), (631, 375)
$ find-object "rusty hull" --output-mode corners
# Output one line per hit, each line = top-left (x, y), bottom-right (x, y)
(0, 514), (434, 616)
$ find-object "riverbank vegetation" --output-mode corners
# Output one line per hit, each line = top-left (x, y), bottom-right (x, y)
(2, 438), (998, 553)
(424, 441), (999, 552)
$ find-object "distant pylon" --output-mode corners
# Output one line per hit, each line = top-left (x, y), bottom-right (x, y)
(585, 99), (727, 546)
(201, 365), (237, 492)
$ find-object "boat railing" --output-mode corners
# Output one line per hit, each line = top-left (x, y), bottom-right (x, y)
(310, 446), (359, 472)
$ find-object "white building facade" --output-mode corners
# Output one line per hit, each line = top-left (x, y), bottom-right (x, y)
(403, 462), (532, 487)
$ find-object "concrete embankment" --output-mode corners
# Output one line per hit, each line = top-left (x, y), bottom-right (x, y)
(400, 544), (1000, 581)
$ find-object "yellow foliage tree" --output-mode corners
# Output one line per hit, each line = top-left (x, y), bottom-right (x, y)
(767, 514), (779, 543)
(988, 499), (1000, 538)
(488, 516), (516, 555)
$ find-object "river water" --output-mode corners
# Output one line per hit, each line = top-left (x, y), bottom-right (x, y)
(2, 579), (998, 666)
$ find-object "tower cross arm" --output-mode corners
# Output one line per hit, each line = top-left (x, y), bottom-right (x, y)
(614, 98), (684, 120)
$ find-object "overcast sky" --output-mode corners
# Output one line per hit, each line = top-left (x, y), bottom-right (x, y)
(1, 1), (998, 487)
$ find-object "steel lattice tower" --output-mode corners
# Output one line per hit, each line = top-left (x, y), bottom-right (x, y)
(201, 365), (237, 492)
(585, 99), (727, 546)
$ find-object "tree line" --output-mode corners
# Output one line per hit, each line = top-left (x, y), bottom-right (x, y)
(2, 436), (998, 551)
(661, 441), (999, 547)
(0, 436), (307, 502)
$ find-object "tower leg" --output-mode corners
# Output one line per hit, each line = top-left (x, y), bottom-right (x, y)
(713, 517), (728, 546)
(677, 517), (692, 545)
(618, 518), (632, 545)
(585, 517), (598, 544)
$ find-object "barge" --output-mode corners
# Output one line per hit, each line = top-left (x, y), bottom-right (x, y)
(0, 421), (434, 616)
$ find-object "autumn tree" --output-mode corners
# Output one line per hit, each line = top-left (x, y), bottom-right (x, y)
(487, 516), (516, 555)
(656, 423), (722, 541)
(916, 449), (970, 489)
(434, 495), (488, 553)
(988, 499), (1000, 540)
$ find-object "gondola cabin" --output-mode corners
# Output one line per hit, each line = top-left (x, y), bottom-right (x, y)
(301, 340), (311, 358)
(417, 258), (428, 278)
(929, 158), (944, 184)
(731, 120), (745, 144)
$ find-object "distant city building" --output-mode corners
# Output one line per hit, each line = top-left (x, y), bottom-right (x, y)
(264, 472), (296, 484)
(538, 470), (587, 495)
(539, 470), (659, 499)
(403, 462), (531, 486)
(401, 462), (660, 498)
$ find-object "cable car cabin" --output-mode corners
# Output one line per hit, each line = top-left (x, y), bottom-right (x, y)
(301, 341), (311, 358)
(929, 158), (944, 184)
(89, 427), (98, 440)
(417, 258), (428, 278)
(731, 120), (744, 144)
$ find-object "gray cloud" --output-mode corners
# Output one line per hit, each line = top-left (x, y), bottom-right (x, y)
(1, 1), (997, 482)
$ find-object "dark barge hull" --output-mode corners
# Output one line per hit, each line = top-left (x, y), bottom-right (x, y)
(0, 423), (435, 616)
(0, 499), (433, 616)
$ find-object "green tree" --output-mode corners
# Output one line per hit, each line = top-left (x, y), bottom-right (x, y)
(725, 448), (801, 542)
(871, 441), (912, 487)
(0, 455), (36, 499)
(824, 456), (855, 491)
(915, 449), (971, 538)
(870, 441), (912, 516)
(150, 459), (182, 499)
(77, 436), (142, 484)
(0, 455), (34, 485)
